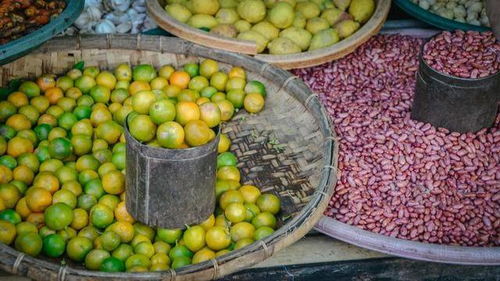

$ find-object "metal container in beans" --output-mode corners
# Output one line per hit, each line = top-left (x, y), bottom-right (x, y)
(411, 30), (500, 133)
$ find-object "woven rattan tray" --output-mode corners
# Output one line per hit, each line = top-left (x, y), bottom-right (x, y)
(0, 34), (338, 281)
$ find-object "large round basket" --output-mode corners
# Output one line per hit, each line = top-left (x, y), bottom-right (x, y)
(146, 0), (391, 69)
(0, 34), (338, 281)
(315, 216), (500, 265)
(0, 0), (84, 65)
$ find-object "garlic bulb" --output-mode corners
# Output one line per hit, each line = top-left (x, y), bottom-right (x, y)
(116, 21), (132, 33)
(453, 5), (466, 18)
(74, 13), (91, 29)
(68, 0), (157, 34)
(85, 0), (102, 8)
(87, 6), (103, 21)
(419, 0), (430, 10)
(103, 0), (131, 13)
(132, 0), (147, 13)
(104, 11), (129, 25)
(95, 19), (116, 34)
(412, 0), (489, 27)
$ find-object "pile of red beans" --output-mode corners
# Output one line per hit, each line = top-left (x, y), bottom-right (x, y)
(423, 30), (499, 79)
(293, 34), (499, 246)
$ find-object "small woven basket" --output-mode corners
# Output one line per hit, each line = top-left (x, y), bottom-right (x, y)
(0, 34), (339, 281)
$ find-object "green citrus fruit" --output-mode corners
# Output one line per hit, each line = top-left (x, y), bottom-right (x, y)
(100, 256), (125, 272)
(42, 233), (66, 258)
(156, 121), (185, 149)
(66, 236), (93, 261)
(48, 137), (73, 160)
(45, 203), (74, 230)
(15, 232), (42, 256)
(85, 249), (111, 270)
(132, 65), (157, 82)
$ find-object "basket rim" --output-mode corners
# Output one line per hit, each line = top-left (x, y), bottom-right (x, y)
(0, 34), (339, 280)
(146, 0), (391, 69)
(315, 216), (500, 265)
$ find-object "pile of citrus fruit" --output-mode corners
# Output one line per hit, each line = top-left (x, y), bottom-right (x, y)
(0, 59), (280, 273)
(125, 59), (266, 148)
(165, 0), (376, 54)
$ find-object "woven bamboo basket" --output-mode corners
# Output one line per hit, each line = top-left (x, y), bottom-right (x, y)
(146, 0), (391, 69)
(0, 34), (338, 281)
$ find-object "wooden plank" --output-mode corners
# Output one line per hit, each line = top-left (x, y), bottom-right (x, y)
(221, 258), (500, 281)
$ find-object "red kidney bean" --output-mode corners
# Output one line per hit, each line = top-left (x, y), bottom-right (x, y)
(294, 34), (500, 247)
(423, 31), (499, 78)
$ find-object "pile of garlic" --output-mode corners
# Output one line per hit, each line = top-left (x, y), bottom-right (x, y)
(66, 0), (157, 35)
(410, 0), (490, 26)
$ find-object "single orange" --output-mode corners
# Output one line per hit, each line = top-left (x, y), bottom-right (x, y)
(37, 114), (57, 127)
(6, 114), (31, 131)
(26, 212), (45, 228)
(0, 166), (12, 184)
(169, 71), (190, 89)
(175, 101), (200, 125)
(7, 137), (34, 158)
(0, 183), (21, 208)
(33, 172), (60, 193)
(114, 202), (134, 223)
(8, 92), (29, 107)
(102, 171), (125, 195)
(12, 165), (34, 185)
(36, 74), (56, 92)
(15, 197), (31, 219)
(26, 187), (52, 212)
(44, 87), (64, 105)
(128, 81), (151, 95)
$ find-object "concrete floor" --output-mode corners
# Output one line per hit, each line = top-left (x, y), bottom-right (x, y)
(0, 235), (386, 280)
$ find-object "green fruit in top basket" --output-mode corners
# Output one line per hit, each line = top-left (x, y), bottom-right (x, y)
(237, 31), (269, 53)
(348, 0), (375, 23)
(237, 0), (267, 23)
(188, 14), (218, 29)
(251, 21), (280, 40)
(335, 19), (360, 38)
(333, 0), (352, 11)
(309, 28), (340, 51)
(280, 27), (312, 51)
(296, 1), (321, 19)
(191, 0), (220, 15)
(269, 2), (295, 28)
(320, 7), (344, 25)
(220, 0), (238, 8)
(210, 24), (238, 38)
(306, 17), (330, 34)
(216, 8), (240, 24)
(268, 37), (302, 55)
(234, 20), (252, 32)
(293, 11), (307, 28)
(166, 4), (192, 23)
(281, 0), (297, 7)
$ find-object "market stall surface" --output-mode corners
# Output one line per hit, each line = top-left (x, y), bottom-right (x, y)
(2, 233), (499, 280)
